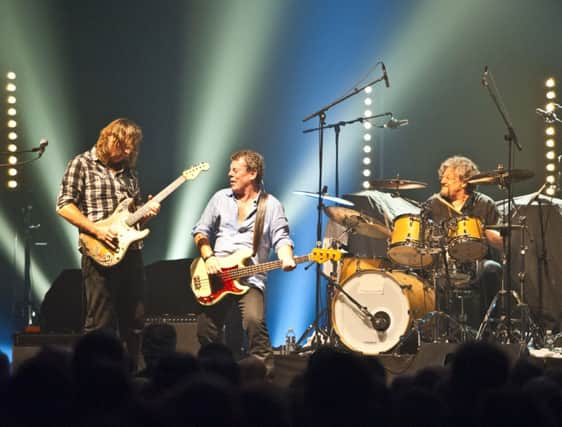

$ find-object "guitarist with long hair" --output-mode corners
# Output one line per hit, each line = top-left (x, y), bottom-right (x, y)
(56, 118), (160, 367)
(193, 150), (295, 374)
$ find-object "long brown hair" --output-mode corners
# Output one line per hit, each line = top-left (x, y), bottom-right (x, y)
(95, 118), (142, 167)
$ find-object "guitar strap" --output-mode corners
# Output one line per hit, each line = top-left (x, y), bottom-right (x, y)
(252, 191), (268, 256)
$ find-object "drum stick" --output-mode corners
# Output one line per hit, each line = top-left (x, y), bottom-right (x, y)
(435, 194), (463, 215)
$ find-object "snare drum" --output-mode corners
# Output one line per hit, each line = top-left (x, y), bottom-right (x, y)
(447, 216), (487, 261)
(387, 214), (434, 268)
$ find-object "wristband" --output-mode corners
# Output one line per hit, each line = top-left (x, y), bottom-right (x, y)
(203, 253), (215, 262)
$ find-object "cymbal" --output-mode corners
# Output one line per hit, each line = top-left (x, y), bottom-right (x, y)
(467, 168), (534, 185)
(369, 178), (428, 190)
(324, 206), (390, 239)
(293, 190), (354, 207)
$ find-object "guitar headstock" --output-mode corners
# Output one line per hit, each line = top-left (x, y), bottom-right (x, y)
(183, 162), (210, 180)
(310, 248), (343, 264)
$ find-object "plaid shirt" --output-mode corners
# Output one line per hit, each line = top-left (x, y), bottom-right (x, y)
(57, 147), (143, 248)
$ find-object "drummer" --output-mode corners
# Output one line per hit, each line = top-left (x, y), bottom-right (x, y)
(424, 155), (502, 325)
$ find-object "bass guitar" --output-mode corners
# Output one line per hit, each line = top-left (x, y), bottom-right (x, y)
(190, 247), (342, 306)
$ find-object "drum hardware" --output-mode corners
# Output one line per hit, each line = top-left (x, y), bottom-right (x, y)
(324, 206), (391, 239)
(387, 214), (436, 268)
(293, 190), (355, 207)
(467, 167), (534, 186)
(476, 217), (542, 344)
(369, 177), (428, 191)
(446, 216), (487, 262)
(332, 264), (435, 355)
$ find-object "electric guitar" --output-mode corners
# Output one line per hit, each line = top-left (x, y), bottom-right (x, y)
(190, 247), (342, 306)
(80, 162), (209, 267)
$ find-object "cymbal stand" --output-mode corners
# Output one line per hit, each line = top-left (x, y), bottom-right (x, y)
(302, 67), (389, 350)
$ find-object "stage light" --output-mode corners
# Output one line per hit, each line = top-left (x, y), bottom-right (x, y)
(364, 86), (372, 94)
(363, 134), (371, 142)
(362, 180), (370, 189)
(7, 107), (16, 116)
(542, 77), (558, 194)
(363, 157), (371, 165)
(363, 144), (372, 153)
(7, 95), (15, 104)
(362, 169), (371, 177)
(8, 168), (17, 177)
(364, 109), (372, 116)
(5, 83), (16, 92)
(7, 180), (17, 189)
(8, 156), (17, 165)
(364, 97), (372, 106)
(8, 132), (17, 140)
(6, 71), (16, 80)
(363, 121), (372, 130)
(546, 186), (556, 196)
(7, 119), (17, 128)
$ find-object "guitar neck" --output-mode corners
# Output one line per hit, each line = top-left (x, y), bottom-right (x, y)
(126, 175), (186, 226)
(226, 254), (311, 280)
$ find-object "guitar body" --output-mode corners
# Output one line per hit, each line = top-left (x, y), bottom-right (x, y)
(190, 247), (342, 306)
(78, 162), (209, 267)
(79, 198), (150, 267)
(190, 248), (254, 306)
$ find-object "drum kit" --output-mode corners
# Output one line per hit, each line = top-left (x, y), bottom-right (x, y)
(296, 168), (537, 355)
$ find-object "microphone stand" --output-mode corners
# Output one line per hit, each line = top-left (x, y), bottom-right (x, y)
(302, 72), (388, 350)
(480, 66), (522, 343)
(0, 146), (46, 167)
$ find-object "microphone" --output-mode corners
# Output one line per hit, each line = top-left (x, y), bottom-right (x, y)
(37, 139), (48, 157)
(371, 311), (391, 332)
(384, 117), (409, 129)
(536, 108), (559, 123)
(381, 62), (390, 88)
(31, 139), (48, 156)
(481, 65), (489, 87)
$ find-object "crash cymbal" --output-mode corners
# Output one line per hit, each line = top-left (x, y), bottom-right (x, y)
(293, 190), (354, 207)
(467, 168), (534, 185)
(369, 178), (428, 190)
(324, 206), (390, 239)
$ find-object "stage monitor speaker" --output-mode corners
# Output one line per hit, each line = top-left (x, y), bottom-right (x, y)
(12, 333), (82, 372)
(145, 315), (200, 356)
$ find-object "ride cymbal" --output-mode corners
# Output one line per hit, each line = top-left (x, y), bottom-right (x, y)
(467, 168), (534, 185)
(293, 190), (354, 207)
(324, 206), (390, 239)
(369, 178), (428, 190)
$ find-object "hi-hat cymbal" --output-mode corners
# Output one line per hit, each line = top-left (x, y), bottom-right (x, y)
(467, 168), (534, 185)
(369, 178), (428, 190)
(293, 190), (354, 207)
(324, 206), (390, 239)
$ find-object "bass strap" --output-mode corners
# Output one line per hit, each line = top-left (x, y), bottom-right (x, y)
(252, 191), (268, 256)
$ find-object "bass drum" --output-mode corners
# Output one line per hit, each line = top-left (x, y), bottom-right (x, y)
(332, 269), (434, 355)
